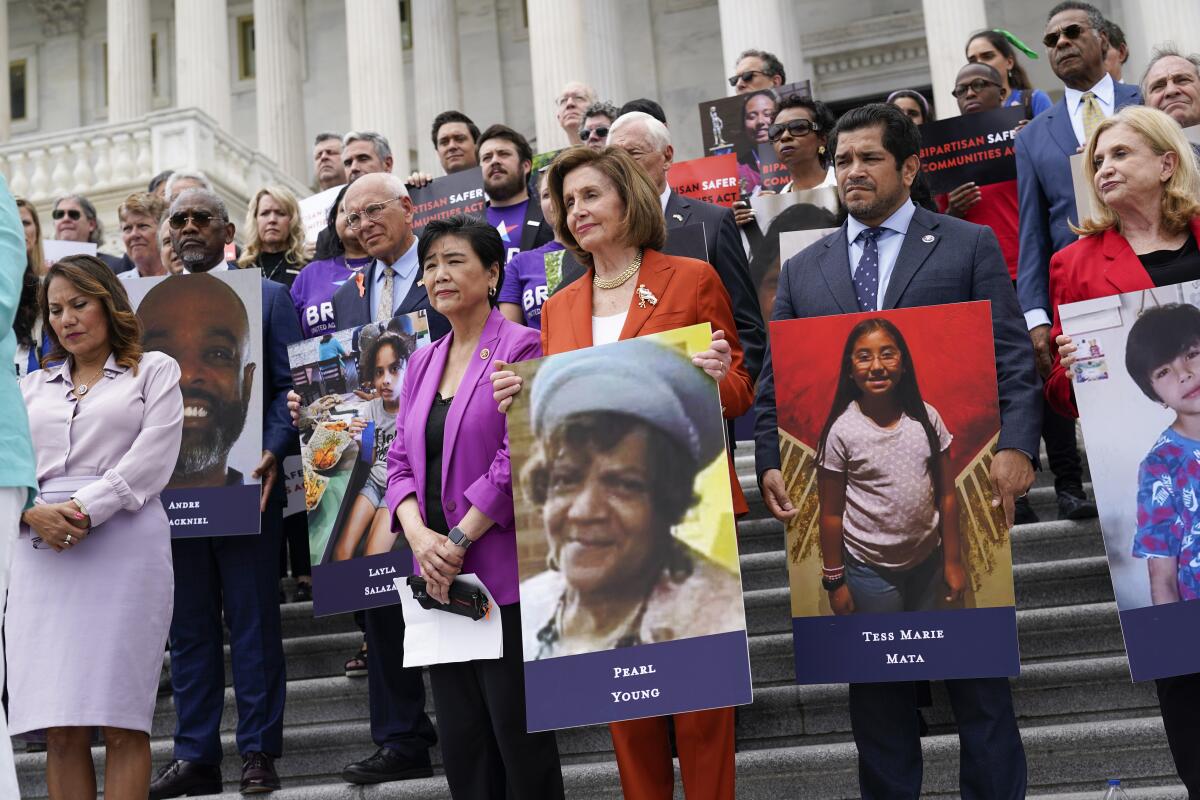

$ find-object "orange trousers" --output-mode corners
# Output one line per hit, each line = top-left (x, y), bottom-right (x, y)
(609, 707), (736, 800)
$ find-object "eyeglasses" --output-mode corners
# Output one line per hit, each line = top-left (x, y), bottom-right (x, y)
(580, 125), (610, 141)
(951, 78), (1002, 98)
(767, 119), (821, 142)
(1042, 23), (1089, 49)
(345, 197), (401, 231)
(728, 70), (768, 87)
(168, 211), (219, 230)
(52, 208), (82, 221)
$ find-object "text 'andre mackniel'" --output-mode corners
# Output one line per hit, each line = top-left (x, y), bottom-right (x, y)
(861, 627), (945, 664)
(167, 500), (207, 526)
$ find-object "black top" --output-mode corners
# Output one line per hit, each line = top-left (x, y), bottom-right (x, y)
(1139, 233), (1200, 288)
(255, 250), (301, 288)
(424, 393), (453, 535)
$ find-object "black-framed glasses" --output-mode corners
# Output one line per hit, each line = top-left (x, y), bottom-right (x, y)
(168, 211), (218, 230)
(951, 78), (1002, 98)
(728, 69), (768, 87)
(345, 197), (401, 231)
(767, 119), (821, 142)
(51, 208), (82, 221)
(580, 125), (610, 141)
(1043, 23), (1089, 49)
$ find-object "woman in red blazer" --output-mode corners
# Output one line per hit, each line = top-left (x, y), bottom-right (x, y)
(494, 146), (751, 800)
(1046, 106), (1200, 419)
(1046, 106), (1200, 798)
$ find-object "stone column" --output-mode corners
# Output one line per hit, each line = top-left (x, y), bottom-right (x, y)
(1119, 0), (1200, 86)
(344, 0), (409, 174)
(174, 0), (232, 131)
(717, 0), (804, 96)
(412, 0), (462, 172)
(921, 0), (987, 119)
(583, 1), (626, 105)
(527, 0), (588, 150)
(107, 0), (153, 122)
(254, 0), (307, 180)
(0, 0), (10, 141)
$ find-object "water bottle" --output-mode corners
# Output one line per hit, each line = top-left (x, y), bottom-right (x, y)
(1102, 779), (1130, 799)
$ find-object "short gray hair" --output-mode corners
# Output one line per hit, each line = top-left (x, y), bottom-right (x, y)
(314, 131), (341, 147)
(609, 112), (673, 152)
(170, 188), (230, 223)
(52, 194), (103, 244)
(164, 170), (212, 201)
(343, 130), (392, 163)
(1141, 44), (1200, 95)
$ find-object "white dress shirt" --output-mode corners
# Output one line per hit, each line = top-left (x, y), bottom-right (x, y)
(1064, 71), (1115, 147)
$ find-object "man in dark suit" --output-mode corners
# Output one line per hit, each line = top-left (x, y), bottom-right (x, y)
(149, 189), (302, 798)
(755, 103), (1039, 800)
(1016, 2), (1141, 370)
(328, 171), (442, 785)
(588, 110), (766, 381)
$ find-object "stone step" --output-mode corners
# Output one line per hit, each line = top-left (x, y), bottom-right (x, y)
(16, 715), (1179, 800)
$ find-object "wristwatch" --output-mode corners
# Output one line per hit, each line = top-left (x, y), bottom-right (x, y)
(447, 526), (472, 550)
(821, 574), (846, 592)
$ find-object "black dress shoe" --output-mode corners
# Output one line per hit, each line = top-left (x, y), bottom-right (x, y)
(341, 746), (433, 784)
(1058, 489), (1098, 520)
(148, 759), (222, 799)
(1014, 495), (1039, 526)
(292, 582), (312, 603)
(241, 751), (281, 794)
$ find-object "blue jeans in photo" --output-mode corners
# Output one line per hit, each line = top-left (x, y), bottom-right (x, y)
(844, 548), (944, 614)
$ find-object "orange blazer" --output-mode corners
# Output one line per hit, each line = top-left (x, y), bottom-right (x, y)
(540, 248), (754, 514)
(1046, 215), (1200, 418)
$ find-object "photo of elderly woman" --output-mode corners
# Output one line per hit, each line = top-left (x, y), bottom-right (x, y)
(512, 332), (747, 661)
(816, 317), (964, 615)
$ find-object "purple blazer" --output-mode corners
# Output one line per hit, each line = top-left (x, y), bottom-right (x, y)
(385, 307), (541, 605)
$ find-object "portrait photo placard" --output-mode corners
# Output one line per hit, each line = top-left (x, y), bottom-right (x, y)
(509, 324), (752, 731)
(917, 106), (1025, 195)
(772, 302), (1018, 684)
(1064, 282), (1200, 680)
(408, 167), (487, 236)
(122, 269), (265, 537)
(696, 80), (812, 198)
(287, 312), (432, 617)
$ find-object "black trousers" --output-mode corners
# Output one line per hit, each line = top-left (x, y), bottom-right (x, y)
(1156, 672), (1200, 798)
(278, 512), (311, 579)
(848, 678), (1026, 800)
(363, 602), (437, 756)
(429, 603), (564, 800)
(1041, 395), (1084, 494)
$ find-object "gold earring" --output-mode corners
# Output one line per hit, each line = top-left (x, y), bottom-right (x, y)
(818, 145), (826, 155)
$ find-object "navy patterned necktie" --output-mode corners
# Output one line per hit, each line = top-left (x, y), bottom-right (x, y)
(854, 227), (884, 312)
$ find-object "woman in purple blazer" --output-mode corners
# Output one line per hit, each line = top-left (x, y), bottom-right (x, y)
(384, 215), (564, 799)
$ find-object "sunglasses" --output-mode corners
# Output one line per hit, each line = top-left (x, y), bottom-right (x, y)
(580, 125), (610, 141)
(728, 70), (768, 87)
(168, 211), (219, 230)
(1043, 23), (1089, 49)
(767, 119), (821, 142)
(51, 208), (82, 221)
(951, 78), (1002, 98)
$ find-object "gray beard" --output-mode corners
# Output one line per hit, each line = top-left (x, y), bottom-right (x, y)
(172, 408), (247, 481)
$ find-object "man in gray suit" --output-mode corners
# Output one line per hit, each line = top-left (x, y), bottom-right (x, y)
(754, 103), (1040, 800)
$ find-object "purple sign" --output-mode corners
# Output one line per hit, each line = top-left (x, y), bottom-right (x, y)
(312, 550), (415, 616)
(523, 631), (752, 731)
(164, 484), (263, 538)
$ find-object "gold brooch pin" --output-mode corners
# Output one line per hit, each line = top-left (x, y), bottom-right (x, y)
(636, 285), (658, 308)
(479, 348), (490, 359)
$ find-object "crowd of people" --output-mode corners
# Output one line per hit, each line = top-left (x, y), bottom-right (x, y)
(0, 1), (1198, 798)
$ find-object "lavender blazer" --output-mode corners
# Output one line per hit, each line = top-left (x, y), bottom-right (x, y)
(385, 307), (541, 605)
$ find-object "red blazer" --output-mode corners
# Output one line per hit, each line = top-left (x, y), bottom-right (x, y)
(1046, 215), (1200, 417)
(540, 248), (754, 514)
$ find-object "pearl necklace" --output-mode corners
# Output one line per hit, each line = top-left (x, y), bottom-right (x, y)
(592, 250), (644, 290)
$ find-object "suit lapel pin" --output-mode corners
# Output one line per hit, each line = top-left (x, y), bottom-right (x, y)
(636, 285), (658, 308)
(671, 213), (683, 222)
(479, 348), (490, 360)
(922, 234), (935, 243)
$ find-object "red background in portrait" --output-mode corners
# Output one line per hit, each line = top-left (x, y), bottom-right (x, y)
(771, 302), (999, 475)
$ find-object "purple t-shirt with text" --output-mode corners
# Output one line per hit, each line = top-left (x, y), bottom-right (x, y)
(290, 255), (371, 337)
(487, 200), (529, 263)
(498, 240), (564, 330)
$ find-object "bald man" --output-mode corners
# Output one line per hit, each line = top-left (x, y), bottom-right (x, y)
(140, 275), (255, 487)
(150, 189), (302, 798)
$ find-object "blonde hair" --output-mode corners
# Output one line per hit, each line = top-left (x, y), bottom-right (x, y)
(545, 146), (667, 268)
(1074, 106), (1200, 237)
(15, 198), (45, 277)
(238, 186), (307, 270)
(118, 191), (166, 224)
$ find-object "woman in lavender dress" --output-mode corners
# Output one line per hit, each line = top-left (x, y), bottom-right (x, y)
(9, 255), (183, 799)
